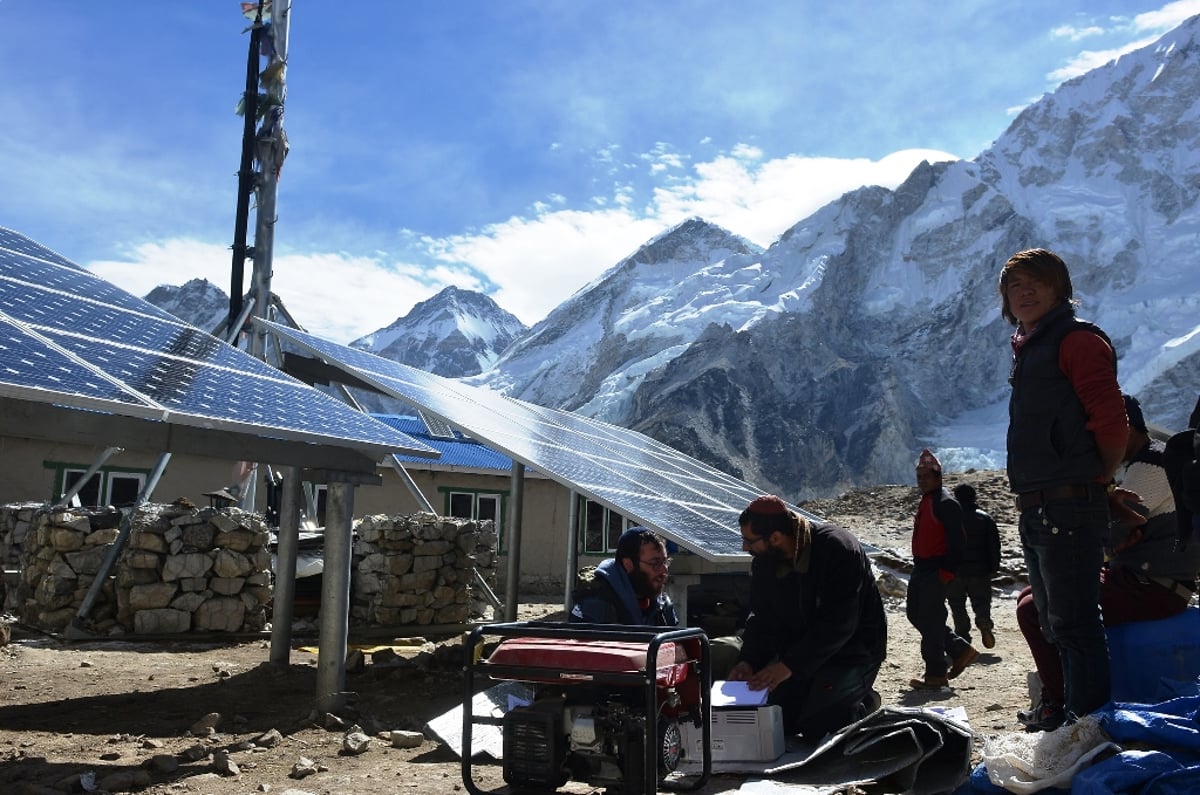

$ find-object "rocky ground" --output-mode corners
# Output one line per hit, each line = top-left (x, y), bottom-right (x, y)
(0, 469), (1037, 795)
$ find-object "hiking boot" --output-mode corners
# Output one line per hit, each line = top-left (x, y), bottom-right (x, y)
(1017, 700), (1066, 732)
(947, 646), (979, 679)
(981, 629), (996, 649)
(909, 675), (950, 690)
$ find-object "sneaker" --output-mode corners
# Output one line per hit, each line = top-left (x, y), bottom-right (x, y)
(1017, 700), (1066, 732)
(909, 675), (950, 690)
(947, 646), (979, 679)
(981, 629), (996, 649)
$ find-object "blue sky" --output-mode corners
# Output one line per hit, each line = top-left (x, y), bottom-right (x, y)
(2, 1), (1197, 343)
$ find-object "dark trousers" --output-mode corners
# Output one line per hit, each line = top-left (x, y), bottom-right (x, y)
(770, 660), (880, 741)
(945, 573), (994, 643)
(1016, 566), (1189, 705)
(1018, 495), (1111, 717)
(906, 566), (971, 678)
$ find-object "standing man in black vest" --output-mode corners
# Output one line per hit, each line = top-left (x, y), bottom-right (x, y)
(1000, 248), (1128, 725)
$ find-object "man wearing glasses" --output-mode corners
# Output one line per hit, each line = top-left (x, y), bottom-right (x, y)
(727, 495), (886, 741)
(569, 527), (679, 626)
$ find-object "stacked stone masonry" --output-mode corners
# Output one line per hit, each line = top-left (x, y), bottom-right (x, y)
(351, 512), (499, 627)
(1, 504), (499, 634)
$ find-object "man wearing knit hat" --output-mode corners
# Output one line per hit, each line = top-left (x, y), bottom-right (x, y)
(907, 448), (977, 689)
(726, 495), (887, 741)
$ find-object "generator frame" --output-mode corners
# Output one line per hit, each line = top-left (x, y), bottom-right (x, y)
(461, 621), (713, 795)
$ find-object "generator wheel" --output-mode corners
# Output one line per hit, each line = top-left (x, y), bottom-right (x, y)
(658, 717), (683, 775)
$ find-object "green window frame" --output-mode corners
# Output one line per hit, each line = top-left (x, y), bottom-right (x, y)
(45, 461), (152, 508)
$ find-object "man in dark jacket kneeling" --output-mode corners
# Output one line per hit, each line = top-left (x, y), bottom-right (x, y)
(727, 495), (887, 741)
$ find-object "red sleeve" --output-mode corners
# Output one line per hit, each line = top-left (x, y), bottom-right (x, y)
(1058, 329), (1127, 450)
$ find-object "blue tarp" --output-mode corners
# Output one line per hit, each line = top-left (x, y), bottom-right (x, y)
(957, 685), (1200, 794)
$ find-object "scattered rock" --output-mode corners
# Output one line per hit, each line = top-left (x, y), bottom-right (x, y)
(213, 748), (240, 776)
(96, 769), (151, 792)
(389, 729), (425, 749)
(180, 743), (210, 762)
(190, 711), (222, 736)
(254, 728), (284, 748)
(290, 755), (319, 779)
(342, 728), (372, 755)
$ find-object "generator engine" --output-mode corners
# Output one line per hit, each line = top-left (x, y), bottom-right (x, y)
(462, 623), (712, 795)
(503, 684), (685, 793)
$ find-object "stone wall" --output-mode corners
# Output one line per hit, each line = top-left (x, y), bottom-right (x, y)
(3, 504), (500, 634)
(351, 513), (498, 626)
(11, 502), (272, 635)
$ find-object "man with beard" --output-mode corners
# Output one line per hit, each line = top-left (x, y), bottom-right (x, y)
(726, 495), (886, 741)
(569, 526), (678, 626)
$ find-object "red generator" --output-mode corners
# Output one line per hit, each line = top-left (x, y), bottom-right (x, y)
(462, 621), (712, 795)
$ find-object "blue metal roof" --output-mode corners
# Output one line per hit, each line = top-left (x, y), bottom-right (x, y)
(371, 414), (514, 472)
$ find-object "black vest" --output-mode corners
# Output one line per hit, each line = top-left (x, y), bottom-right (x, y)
(1007, 304), (1115, 493)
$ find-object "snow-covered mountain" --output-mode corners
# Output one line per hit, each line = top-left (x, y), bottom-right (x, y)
(474, 14), (1200, 498)
(467, 218), (765, 417)
(143, 15), (1200, 500)
(143, 278), (230, 336)
(350, 286), (526, 378)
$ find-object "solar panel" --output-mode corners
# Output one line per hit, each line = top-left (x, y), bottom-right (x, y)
(256, 318), (794, 561)
(418, 409), (457, 439)
(0, 227), (82, 270)
(0, 229), (437, 461)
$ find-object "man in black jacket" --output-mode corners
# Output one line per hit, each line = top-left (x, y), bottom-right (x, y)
(568, 527), (678, 626)
(948, 483), (1002, 649)
(726, 495), (886, 741)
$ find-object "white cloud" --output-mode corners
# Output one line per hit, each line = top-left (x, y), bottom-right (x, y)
(88, 240), (470, 346)
(1049, 0), (1200, 82)
(1133, 0), (1200, 32)
(1051, 25), (1105, 41)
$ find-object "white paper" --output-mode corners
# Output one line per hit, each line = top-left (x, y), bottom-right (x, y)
(711, 679), (770, 707)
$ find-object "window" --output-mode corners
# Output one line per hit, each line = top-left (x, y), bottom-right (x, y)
(441, 488), (507, 548)
(53, 464), (148, 507)
(578, 496), (627, 554)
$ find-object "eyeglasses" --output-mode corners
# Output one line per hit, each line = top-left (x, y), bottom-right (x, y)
(640, 556), (672, 571)
(740, 534), (765, 548)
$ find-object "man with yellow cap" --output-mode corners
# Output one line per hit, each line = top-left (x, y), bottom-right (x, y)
(907, 448), (978, 689)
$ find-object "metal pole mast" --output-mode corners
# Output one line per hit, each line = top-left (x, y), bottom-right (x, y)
(226, 5), (263, 335)
(250, 0), (290, 359)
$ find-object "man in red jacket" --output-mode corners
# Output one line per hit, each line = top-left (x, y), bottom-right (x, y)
(907, 449), (978, 689)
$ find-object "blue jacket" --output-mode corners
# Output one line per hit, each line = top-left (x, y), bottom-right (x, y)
(569, 558), (678, 626)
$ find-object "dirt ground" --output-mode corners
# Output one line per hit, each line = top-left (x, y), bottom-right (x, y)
(0, 470), (1035, 795)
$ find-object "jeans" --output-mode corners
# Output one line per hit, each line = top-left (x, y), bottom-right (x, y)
(906, 567), (971, 677)
(945, 574), (994, 643)
(1018, 494), (1110, 717)
(1015, 566), (1188, 704)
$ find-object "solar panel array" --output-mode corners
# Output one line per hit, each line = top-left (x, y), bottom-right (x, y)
(0, 227), (435, 460)
(257, 318), (790, 560)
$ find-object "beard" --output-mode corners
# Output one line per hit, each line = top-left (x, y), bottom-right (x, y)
(757, 544), (791, 567)
(629, 565), (662, 599)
